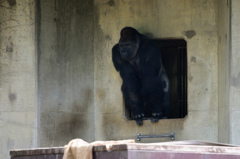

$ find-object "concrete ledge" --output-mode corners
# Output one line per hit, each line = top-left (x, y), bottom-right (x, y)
(10, 141), (240, 159)
(10, 147), (64, 157)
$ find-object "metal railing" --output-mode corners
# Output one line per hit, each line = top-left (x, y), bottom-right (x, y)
(137, 132), (175, 141)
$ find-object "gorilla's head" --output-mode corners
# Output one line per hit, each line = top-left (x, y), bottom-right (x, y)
(118, 27), (141, 61)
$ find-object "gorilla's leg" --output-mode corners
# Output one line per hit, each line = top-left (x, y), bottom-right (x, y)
(121, 76), (144, 126)
(147, 69), (170, 123)
(123, 91), (145, 125)
(146, 88), (170, 122)
(144, 86), (165, 123)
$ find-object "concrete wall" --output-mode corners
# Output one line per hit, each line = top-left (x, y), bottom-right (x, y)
(218, 0), (240, 145)
(230, 0), (240, 145)
(37, 0), (220, 146)
(218, 0), (230, 143)
(94, 0), (219, 142)
(0, 0), (37, 158)
(1, 0), (239, 158)
(38, 0), (95, 147)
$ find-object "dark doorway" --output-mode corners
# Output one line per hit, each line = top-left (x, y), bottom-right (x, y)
(157, 39), (187, 119)
(124, 39), (188, 120)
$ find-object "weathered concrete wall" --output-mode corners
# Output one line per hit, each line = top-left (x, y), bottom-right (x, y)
(0, 0), (37, 158)
(38, 0), (95, 146)
(2, 1), (239, 158)
(218, 0), (230, 143)
(230, 0), (240, 145)
(94, 0), (219, 142)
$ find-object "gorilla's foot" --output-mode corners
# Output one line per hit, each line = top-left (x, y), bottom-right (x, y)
(134, 114), (145, 126)
(151, 113), (163, 123)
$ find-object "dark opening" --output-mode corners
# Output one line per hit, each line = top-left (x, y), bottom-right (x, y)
(124, 39), (188, 119)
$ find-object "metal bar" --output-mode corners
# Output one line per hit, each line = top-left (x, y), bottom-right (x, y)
(137, 133), (175, 141)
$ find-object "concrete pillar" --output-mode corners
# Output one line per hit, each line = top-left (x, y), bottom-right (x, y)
(218, 0), (231, 144)
(229, 0), (240, 145)
(0, 0), (37, 158)
(38, 0), (95, 147)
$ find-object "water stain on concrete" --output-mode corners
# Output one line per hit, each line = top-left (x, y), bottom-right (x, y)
(6, 37), (13, 60)
(231, 72), (240, 87)
(7, 0), (16, 7)
(189, 74), (193, 82)
(107, 0), (115, 6)
(9, 93), (17, 102)
(6, 42), (13, 53)
(105, 35), (112, 41)
(183, 30), (196, 39)
(191, 56), (197, 63)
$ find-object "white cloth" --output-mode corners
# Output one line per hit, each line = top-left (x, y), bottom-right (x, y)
(63, 139), (135, 159)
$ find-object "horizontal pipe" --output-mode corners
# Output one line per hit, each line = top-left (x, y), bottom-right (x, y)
(137, 132), (175, 141)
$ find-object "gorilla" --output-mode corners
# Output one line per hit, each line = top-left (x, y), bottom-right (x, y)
(112, 27), (170, 126)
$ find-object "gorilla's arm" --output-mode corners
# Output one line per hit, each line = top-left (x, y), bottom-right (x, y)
(112, 44), (144, 120)
(112, 44), (123, 72)
(112, 44), (136, 78)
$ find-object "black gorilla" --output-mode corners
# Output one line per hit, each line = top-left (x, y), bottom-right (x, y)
(112, 27), (169, 126)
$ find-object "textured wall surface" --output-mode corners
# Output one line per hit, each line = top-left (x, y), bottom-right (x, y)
(230, 0), (240, 145)
(2, 1), (240, 158)
(0, 0), (37, 158)
(218, 0), (230, 143)
(38, 0), (95, 147)
(38, 0), (220, 145)
(94, 0), (219, 142)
